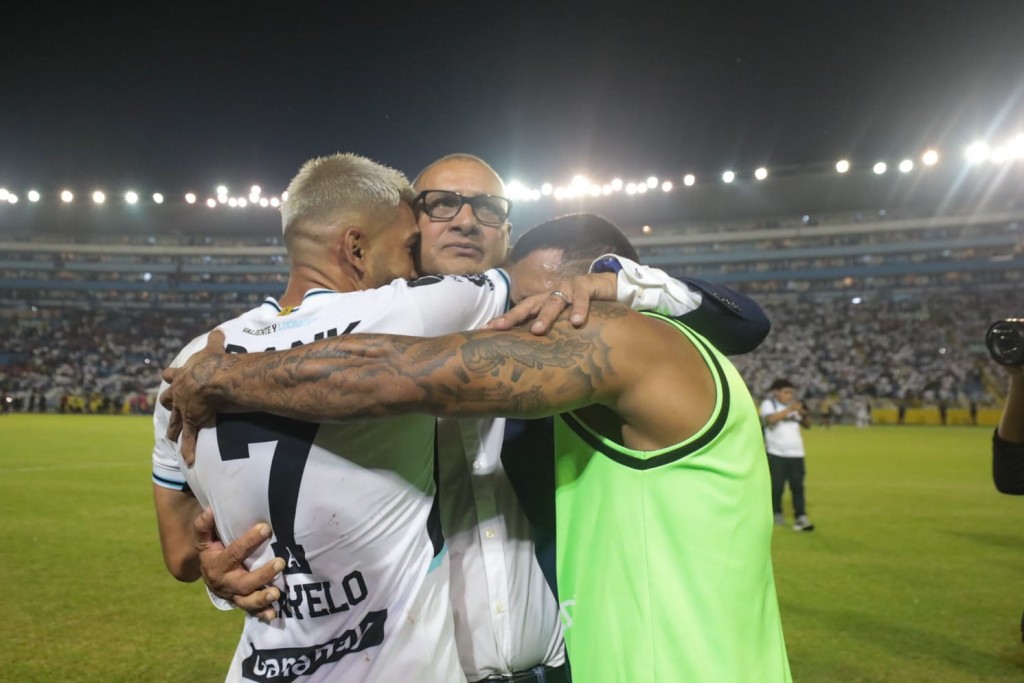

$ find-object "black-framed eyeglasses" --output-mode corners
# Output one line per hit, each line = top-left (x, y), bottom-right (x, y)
(414, 190), (512, 227)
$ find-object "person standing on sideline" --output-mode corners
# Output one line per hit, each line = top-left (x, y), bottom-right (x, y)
(760, 378), (814, 532)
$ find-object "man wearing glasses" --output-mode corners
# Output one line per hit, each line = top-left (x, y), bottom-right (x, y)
(194, 153), (770, 683)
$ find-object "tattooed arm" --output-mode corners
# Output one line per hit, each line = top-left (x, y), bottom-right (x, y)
(165, 303), (716, 461)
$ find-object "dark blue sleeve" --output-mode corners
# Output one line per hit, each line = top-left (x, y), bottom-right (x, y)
(673, 277), (771, 355)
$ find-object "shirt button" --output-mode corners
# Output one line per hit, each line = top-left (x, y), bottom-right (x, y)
(485, 528), (496, 539)
(472, 460), (482, 471)
(495, 602), (506, 614)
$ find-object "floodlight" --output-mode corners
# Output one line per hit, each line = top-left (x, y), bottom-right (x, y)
(965, 141), (989, 164)
(185, 193), (197, 204)
(61, 190), (74, 202)
(611, 178), (623, 191)
(683, 174), (695, 186)
(1010, 135), (1024, 159)
(990, 146), (1009, 164)
(642, 225), (652, 234)
(572, 175), (588, 188)
(238, 198), (248, 208)
(646, 176), (658, 189)
(7, 193), (17, 204)
(625, 183), (637, 195)
(601, 184), (612, 195)
(541, 183), (553, 196)
(270, 197), (280, 207)
(589, 185), (601, 196)
(141, 272), (153, 282)
(661, 181), (673, 192)
(125, 191), (139, 204)
(921, 149), (939, 166)
(228, 198), (238, 207)
(282, 191), (289, 201)
(0, 188), (7, 201)
(206, 198), (217, 208)
(152, 193), (164, 203)
(216, 185), (228, 196)
(506, 180), (525, 199)
(722, 171), (735, 183)
(259, 198), (269, 207)
(28, 190), (40, 202)
(754, 167), (768, 180)
(852, 297), (862, 304)
(530, 189), (541, 200)
(250, 185), (261, 196)
(872, 162), (887, 175)
(554, 187), (566, 200)
(836, 159), (850, 173)
(637, 183), (648, 194)
(217, 195), (227, 204)
(92, 190), (106, 204)
(898, 159), (913, 173)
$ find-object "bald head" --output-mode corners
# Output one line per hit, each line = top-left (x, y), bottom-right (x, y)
(413, 154), (512, 275)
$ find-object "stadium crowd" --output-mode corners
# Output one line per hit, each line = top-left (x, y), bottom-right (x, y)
(1, 290), (1013, 419)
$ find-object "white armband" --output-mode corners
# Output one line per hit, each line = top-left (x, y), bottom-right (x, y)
(589, 254), (703, 315)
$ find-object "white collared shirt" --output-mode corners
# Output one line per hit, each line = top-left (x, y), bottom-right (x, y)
(438, 416), (565, 680)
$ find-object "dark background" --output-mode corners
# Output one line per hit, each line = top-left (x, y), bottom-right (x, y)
(2, 1), (1023, 194)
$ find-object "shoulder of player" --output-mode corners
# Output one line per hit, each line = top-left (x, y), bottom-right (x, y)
(397, 269), (508, 295)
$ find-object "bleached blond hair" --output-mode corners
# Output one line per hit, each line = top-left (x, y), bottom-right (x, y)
(281, 153), (415, 236)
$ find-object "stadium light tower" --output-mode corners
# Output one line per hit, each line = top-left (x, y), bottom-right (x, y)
(722, 170), (735, 183)
(836, 159), (850, 173)
(872, 162), (887, 175)
(921, 149), (939, 166)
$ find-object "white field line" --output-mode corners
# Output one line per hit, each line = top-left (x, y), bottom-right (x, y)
(0, 461), (139, 474)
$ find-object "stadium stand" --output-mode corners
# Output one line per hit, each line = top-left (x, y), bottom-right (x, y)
(1, 161), (1022, 418)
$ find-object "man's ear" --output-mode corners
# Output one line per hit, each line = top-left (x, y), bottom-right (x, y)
(341, 228), (367, 277)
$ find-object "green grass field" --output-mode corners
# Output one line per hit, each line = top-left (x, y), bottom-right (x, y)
(2, 415), (1023, 682)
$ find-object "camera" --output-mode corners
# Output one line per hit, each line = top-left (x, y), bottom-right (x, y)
(986, 319), (1024, 366)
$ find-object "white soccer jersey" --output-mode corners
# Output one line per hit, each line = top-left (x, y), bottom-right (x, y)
(153, 271), (509, 683)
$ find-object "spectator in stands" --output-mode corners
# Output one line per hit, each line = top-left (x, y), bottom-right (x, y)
(760, 379), (814, 532)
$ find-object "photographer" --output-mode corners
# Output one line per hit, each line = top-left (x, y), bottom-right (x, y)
(993, 365), (1024, 494)
(989, 320), (1024, 494)
(761, 378), (815, 531)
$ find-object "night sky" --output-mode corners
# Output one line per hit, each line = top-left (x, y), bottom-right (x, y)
(2, 1), (1023, 194)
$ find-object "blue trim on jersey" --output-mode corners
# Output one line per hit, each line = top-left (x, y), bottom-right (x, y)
(262, 298), (282, 312)
(303, 289), (335, 300)
(427, 544), (448, 574)
(152, 472), (187, 490)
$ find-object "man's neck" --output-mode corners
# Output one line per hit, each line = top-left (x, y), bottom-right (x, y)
(279, 264), (361, 308)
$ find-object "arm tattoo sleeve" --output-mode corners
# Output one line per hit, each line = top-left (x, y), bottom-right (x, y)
(217, 304), (627, 422)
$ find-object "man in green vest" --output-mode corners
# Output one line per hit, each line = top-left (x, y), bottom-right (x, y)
(164, 213), (792, 683)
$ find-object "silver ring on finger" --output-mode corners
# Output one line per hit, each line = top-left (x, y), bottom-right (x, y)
(549, 290), (572, 306)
